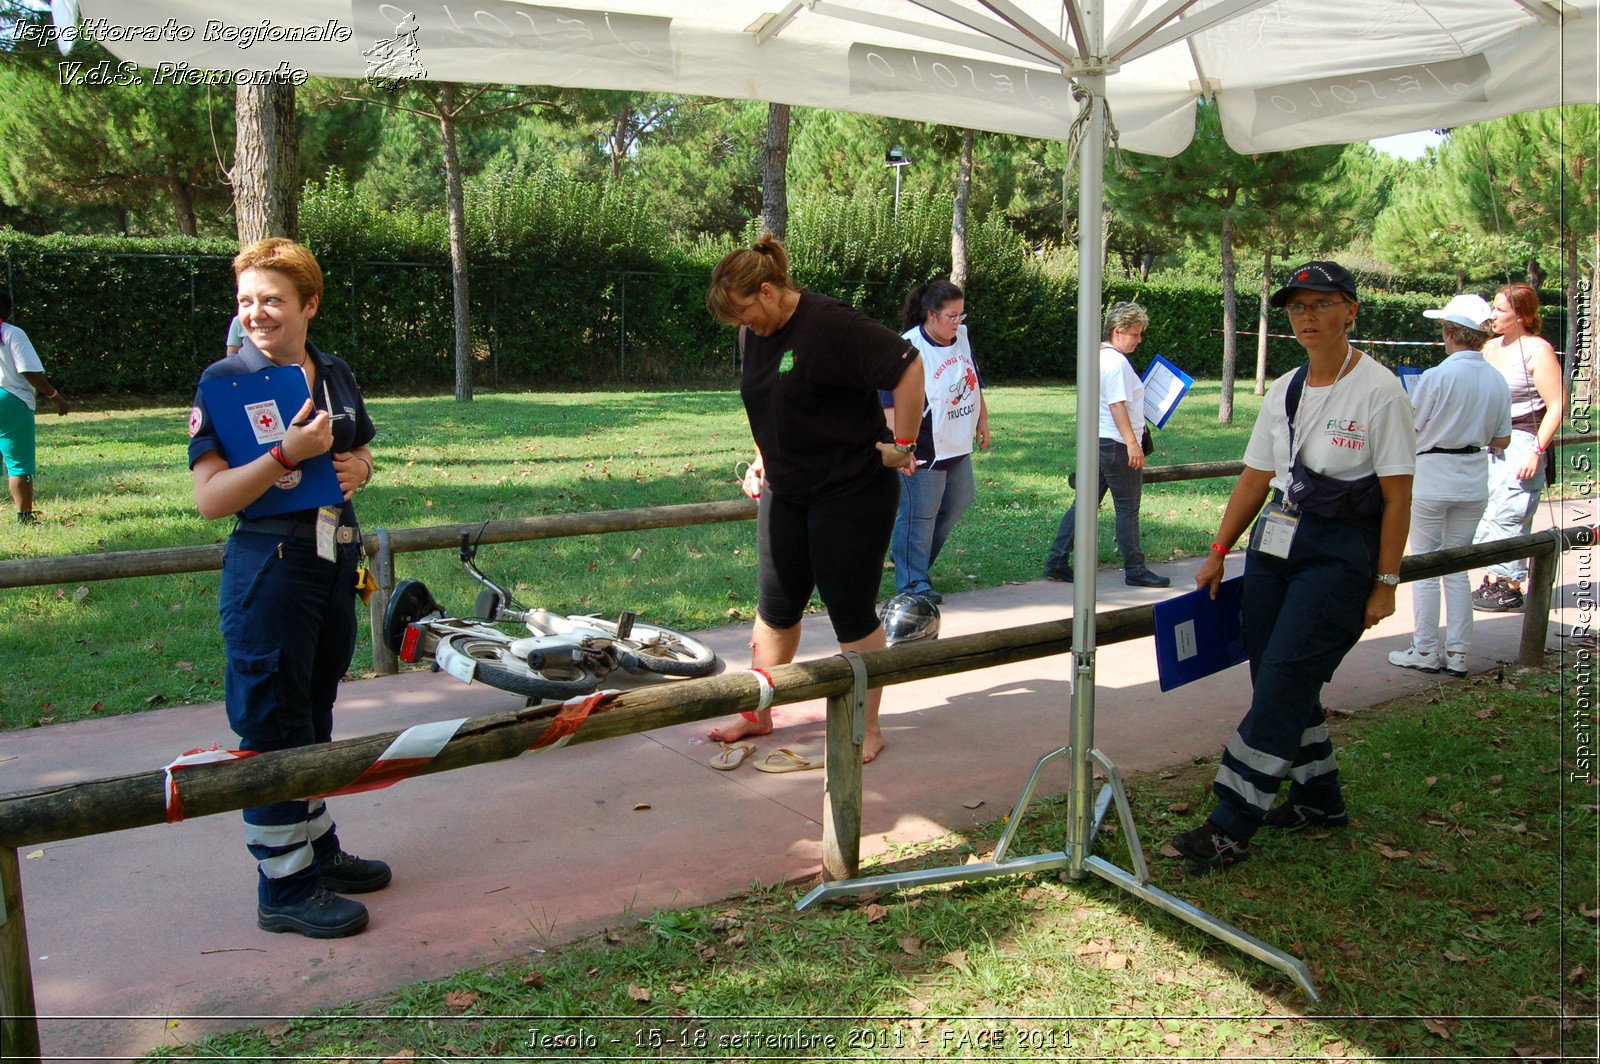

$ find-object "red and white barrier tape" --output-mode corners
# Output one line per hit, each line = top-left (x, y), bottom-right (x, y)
(164, 691), (617, 818)
(164, 745), (256, 823)
(319, 717), (470, 797)
(741, 667), (775, 722)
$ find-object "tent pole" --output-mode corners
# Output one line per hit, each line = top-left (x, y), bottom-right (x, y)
(1068, 61), (1106, 883)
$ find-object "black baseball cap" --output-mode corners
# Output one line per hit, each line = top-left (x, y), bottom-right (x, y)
(1269, 261), (1357, 307)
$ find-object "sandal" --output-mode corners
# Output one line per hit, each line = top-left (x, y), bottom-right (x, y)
(709, 742), (756, 771)
(752, 748), (822, 773)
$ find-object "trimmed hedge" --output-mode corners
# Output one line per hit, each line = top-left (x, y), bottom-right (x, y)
(0, 178), (1569, 397)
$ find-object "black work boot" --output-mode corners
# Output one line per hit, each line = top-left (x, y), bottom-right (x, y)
(1169, 821), (1250, 871)
(318, 850), (393, 894)
(1263, 801), (1349, 831)
(258, 888), (369, 938)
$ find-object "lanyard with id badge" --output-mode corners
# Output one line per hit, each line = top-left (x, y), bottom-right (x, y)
(1250, 347), (1353, 560)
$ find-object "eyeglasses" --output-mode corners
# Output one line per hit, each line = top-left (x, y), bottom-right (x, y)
(937, 311), (967, 324)
(1284, 299), (1349, 317)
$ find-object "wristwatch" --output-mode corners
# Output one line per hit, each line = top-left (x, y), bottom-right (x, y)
(1375, 573), (1400, 586)
(891, 441), (915, 455)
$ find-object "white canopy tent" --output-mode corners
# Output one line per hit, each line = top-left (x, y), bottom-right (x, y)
(75, 0), (1598, 995)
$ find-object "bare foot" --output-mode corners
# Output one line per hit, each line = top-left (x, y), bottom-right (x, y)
(861, 726), (886, 764)
(708, 716), (773, 744)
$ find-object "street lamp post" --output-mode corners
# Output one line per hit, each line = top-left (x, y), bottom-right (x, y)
(884, 147), (911, 215)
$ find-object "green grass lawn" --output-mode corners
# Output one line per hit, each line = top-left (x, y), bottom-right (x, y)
(146, 657), (1594, 1061)
(0, 382), (1266, 730)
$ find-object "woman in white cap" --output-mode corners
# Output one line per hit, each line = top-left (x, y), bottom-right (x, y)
(1170, 261), (1415, 871)
(1388, 295), (1511, 678)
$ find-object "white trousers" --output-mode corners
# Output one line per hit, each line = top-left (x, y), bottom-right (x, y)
(1411, 497), (1488, 655)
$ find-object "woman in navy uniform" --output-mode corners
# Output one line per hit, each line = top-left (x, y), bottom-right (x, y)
(188, 238), (386, 938)
(1172, 261), (1415, 870)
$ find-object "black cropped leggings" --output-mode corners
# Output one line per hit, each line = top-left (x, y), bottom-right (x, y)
(756, 467), (900, 643)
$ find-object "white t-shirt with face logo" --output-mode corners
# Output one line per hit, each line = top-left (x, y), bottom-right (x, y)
(1243, 352), (1416, 492)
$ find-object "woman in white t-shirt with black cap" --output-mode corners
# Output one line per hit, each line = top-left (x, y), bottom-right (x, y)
(1171, 260), (1416, 872)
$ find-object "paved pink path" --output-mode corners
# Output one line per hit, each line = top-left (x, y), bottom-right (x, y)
(1, 501), (1589, 1061)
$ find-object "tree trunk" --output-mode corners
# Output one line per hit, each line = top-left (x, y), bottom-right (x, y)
(951, 128), (973, 288)
(1255, 247), (1272, 396)
(438, 84), (473, 403)
(1527, 255), (1546, 290)
(1218, 211), (1238, 424)
(760, 103), (791, 240)
(1456, 268), (1467, 293)
(1139, 250), (1154, 282)
(165, 169), (198, 237)
(609, 99), (631, 180)
(233, 79), (300, 244)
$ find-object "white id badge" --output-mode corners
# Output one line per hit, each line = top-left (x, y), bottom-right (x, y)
(315, 506), (340, 562)
(1251, 501), (1300, 559)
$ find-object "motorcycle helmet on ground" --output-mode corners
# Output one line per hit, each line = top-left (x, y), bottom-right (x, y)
(881, 592), (941, 646)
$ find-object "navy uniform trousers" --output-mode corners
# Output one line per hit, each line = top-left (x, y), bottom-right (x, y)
(1209, 506), (1379, 843)
(220, 529), (361, 905)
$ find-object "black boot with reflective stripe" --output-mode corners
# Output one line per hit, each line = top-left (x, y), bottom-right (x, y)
(1170, 822), (1251, 870)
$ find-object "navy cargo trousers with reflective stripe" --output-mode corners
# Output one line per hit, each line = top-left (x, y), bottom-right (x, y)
(1210, 508), (1379, 843)
(220, 529), (360, 905)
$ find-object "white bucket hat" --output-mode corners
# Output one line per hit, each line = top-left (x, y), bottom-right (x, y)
(1422, 294), (1494, 331)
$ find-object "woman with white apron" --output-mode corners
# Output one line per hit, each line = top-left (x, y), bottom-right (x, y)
(880, 279), (989, 603)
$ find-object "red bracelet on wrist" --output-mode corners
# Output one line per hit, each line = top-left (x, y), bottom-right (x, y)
(1210, 541), (1230, 554)
(895, 437), (915, 446)
(269, 443), (297, 471)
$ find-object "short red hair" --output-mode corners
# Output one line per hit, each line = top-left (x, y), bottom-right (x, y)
(1495, 283), (1542, 333)
(234, 237), (324, 306)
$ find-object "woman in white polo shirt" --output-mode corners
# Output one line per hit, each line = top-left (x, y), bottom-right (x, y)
(1043, 300), (1168, 588)
(1173, 261), (1415, 871)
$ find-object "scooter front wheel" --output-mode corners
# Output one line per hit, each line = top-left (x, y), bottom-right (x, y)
(438, 634), (600, 700)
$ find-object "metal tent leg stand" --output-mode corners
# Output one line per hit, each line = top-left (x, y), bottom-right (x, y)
(796, 738), (1320, 1002)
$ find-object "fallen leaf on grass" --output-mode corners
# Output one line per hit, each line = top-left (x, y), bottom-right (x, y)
(628, 984), (651, 1003)
(1489, 774), (1504, 785)
(1074, 941), (1108, 956)
(1326, 706), (1356, 719)
(1507, 822), (1529, 834)
(444, 989), (477, 1010)
(630, 548), (643, 562)
(89, 701), (103, 713)
(260, 1023), (289, 1040)
(1443, 949), (1470, 963)
(1102, 953), (1129, 970)
(668, 980), (688, 994)
(1521, 907), (1544, 923)
(1425, 776), (1438, 788)
(696, 946), (716, 961)
(1581, 903), (1600, 922)
(864, 904), (888, 924)
(604, 930), (621, 944)
(1166, 802), (1190, 814)
(1473, 708), (1497, 719)
(943, 950), (968, 967)
(1158, 843), (1182, 858)
(1162, 1033), (1181, 1048)
(522, 970), (545, 988)
(175, 661), (193, 671)
(441, 1043), (472, 1057)
(1570, 965), (1588, 984)
(1422, 1017), (1452, 1040)
(383, 1051), (417, 1063)
(905, 997), (928, 1014)
(898, 936), (923, 957)
(1374, 844), (1411, 860)
(725, 931), (745, 948)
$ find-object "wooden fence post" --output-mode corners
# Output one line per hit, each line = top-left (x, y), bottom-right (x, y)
(369, 529), (398, 677)
(0, 847), (41, 1064)
(1519, 541), (1558, 666)
(821, 690), (864, 882)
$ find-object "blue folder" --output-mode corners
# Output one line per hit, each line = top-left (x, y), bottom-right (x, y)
(1152, 575), (1247, 692)
(1141, 353), (1194, 429)
(198, 365), (344, 520)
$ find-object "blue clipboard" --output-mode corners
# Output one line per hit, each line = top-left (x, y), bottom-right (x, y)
(1141, 353), (1194, 430)
(1152, 576), (1247, 692)
(1397, 365), (1423, 397)
(198, 365), (344, 520)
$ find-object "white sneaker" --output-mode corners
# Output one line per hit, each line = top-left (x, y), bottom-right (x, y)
(1388, 647), (1441, 673)
(1443, 652), (1468, 677)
